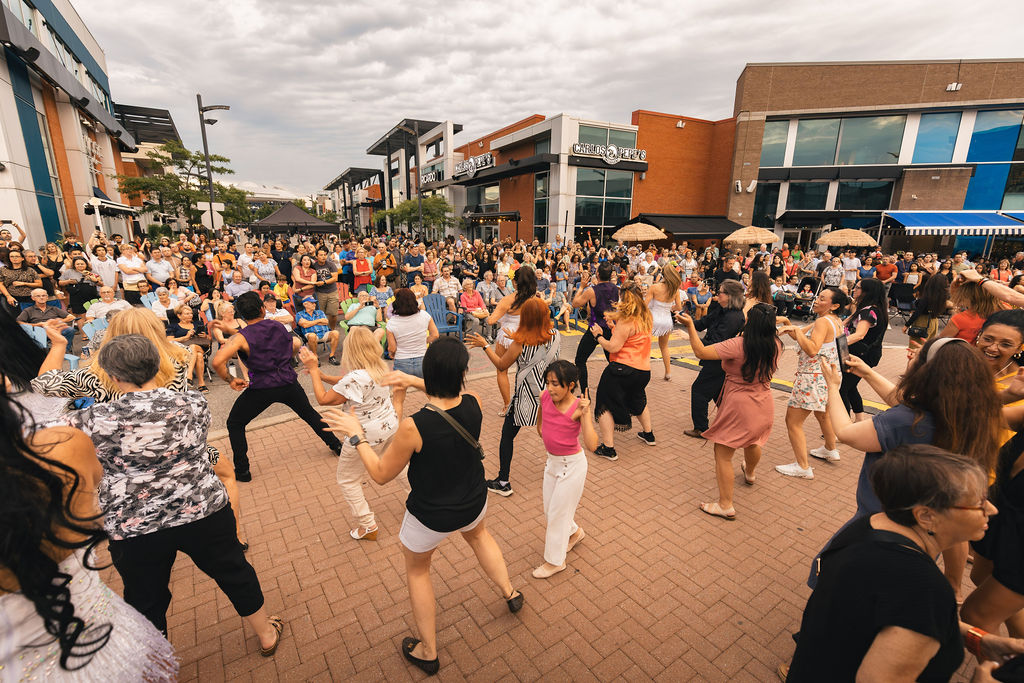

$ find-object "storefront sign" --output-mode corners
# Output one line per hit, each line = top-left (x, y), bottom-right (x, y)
(571, 142), (647, 165)
(419, 170), (441, 184)
(454, 152), (495, 178)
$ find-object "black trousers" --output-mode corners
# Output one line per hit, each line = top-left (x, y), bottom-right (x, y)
(109, 505), (262, 634)
(574, 326), (611, 392)
(123, 289), (142, 305)
(690, 361), (726, 432)
(497, 411), (520, 482)
(226, 380), (341, 474)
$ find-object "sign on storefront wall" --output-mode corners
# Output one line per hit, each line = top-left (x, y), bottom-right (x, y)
(420, 169), (442, 184)
(571, 142), (647, 165)
(453, 152), (495, 178)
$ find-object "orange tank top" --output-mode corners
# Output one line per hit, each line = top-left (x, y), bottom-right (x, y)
(610, 326), (651, 371)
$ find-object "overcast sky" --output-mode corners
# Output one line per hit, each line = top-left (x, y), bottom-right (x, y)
(78, 0), (1024, 195)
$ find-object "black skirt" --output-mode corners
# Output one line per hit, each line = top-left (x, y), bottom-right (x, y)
(594, 362), (651, 431)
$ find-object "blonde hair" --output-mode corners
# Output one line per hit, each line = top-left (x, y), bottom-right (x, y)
(340, 326), (387, 382)
(88, 307), (188, 391)
(951, 279), (1003, 320)
(659, 264), (681, 297)
(607, 285), (653, 335)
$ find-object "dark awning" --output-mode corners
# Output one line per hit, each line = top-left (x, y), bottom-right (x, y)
(568, 156), (648, 173)
(251, 202), (338, 234)
(617, 214), (742, 238)
(114, 105), (181, 145)
(324, 167), (380, 191)
(777, 210), (882, 227)
(463, 211), (520, 223)
(366, 119), (463, 156)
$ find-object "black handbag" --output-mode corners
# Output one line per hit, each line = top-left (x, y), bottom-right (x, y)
(907, 314), (931, 338)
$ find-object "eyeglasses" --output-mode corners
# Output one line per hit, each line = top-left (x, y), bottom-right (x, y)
(949, 500), (990, 514)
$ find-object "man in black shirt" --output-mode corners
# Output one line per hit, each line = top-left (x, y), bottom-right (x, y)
(682, 280), (745, 439)
(713, 256), (742, 286)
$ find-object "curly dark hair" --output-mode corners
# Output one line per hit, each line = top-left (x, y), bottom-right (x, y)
(740, 303), (780, 384)
(0, 384), (111, 669)
(511, 266), (538, 311)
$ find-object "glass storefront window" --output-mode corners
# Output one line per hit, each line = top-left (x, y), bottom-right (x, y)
(1002, 165), (1024, 210)
(752, 183), (780, 228)
(575, 198), (603, 226)
(576, 168), (605, 197)
(535, 172), (549, 198)
(786, 182), (828, 210)
(603, 198), (630, 225)
(578, 125), (607, 145)
(535, 137), (550, 154)
(836, 181), (893, 210)
(836, 116), (905, 165)
(760, 121), (788, 167)
(964, 164), (1012, 209)
(967, 110), (1024, 162)
(913, 112), (961, 163)
(482, 184), (499, 210)
(605, 170), (633, 198)
(608, 129), (637, 148)
(792, 119), (840, 166)
(534, 199), (548, 226)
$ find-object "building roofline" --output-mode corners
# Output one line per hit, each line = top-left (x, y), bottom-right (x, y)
(742, 58), (1024, 70)
(454, 114), (546, 155)
(631, 109), (735, 125)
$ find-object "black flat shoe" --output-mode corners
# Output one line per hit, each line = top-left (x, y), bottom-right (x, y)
(235, 470), (252, 482)
(401, 637), (439, 676)
(506, 589), (524, 614)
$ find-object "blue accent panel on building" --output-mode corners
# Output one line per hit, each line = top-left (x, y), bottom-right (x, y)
(963, 164), (1012, 210)
(6, 47), (61, 241)
(27, 0), (110, 95)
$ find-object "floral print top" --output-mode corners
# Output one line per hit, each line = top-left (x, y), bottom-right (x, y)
(65, 387), (227, 540)
(332, 369), (398, 448)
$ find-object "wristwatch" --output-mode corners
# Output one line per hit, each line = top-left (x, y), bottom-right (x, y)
(348, 434), (367, 447)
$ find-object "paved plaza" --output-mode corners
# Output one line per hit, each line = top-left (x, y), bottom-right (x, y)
(96, 328), (980, 682)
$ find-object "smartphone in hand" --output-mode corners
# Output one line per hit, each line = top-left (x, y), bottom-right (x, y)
(835, 335), (851, 373)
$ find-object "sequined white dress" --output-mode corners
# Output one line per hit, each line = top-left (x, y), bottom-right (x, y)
(0, 550), (178, 681)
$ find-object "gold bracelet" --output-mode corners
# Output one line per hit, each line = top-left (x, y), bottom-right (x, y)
(965, 626), (987, 657)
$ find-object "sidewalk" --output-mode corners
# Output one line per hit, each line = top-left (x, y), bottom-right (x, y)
(97, 330), (977, 682)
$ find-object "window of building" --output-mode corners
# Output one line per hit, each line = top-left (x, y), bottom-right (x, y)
(1003, 165), (1024, 210)
(534, 172), (549, 228)
(836, 181), (893, 210)
(575, 198), (603, 226)
(37, 111), (69, 233)
(792, 118), (840, 166)
(751, 183), (780, 228)
(578, 125), (607, 145)
(608, 129), (637, 148)
(786, 182), (829, 211)
(967, 110), (1024, 162)
(578, 125), (636, 149)
(534, 137), (551, 154)
(605, 169), (633, 198)
(576, 168), (605, 197)
(468, 184), (499, 212)
(603, 198), (630, 225)
(760, 120), (788, 167)
(913, 112), (961, 163)
(964, 163), (1012, 209)
(836, 115), (905, 165)
(9, 0), (35, 34)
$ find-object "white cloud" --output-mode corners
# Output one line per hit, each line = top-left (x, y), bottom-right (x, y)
(77, 0), (1024, 192)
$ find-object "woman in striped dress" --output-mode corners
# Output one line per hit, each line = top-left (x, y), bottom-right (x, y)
(467, 297), (560, 496)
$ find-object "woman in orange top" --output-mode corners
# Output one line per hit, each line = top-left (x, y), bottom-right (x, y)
(352, 247), (372, 292)
(939, 279), (1003, 343)
(590, 284), (655, 461)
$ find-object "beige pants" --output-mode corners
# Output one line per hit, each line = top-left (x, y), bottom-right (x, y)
(335, 436), (409, 528)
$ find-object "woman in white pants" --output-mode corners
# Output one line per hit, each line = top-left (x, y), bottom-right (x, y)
(533, 360), (599, 578)
(300, 327), (408, 540)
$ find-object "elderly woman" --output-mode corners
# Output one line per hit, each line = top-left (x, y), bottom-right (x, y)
(323, 337), (522, 676)
(784, 445), (1024, 681)
(64, 334), (284, 656)
(149, 286), (179, 323)
(459, 278), (489, 336)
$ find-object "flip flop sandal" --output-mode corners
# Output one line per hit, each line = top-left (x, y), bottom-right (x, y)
(258, 616), (284, 657)
(698, 502), (736, 521)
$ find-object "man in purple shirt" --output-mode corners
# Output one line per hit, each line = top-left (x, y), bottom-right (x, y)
(211, 292), (341, 481)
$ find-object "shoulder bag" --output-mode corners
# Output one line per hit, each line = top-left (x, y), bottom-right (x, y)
(425, 403), (485, 460)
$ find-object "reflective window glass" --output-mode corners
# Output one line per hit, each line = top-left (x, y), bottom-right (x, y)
(786, 182), (829, 210)
(534, 199), (549, 226)
(836, 116), (905, 165)
(760, 121), (789, 167)
(605, 170), (633, 198)
(576, 168), (605, 197)
(836, 181), (893, 210)
(752, 183), (780, 228)
(578, 125), (607, 145)
(604, 198), (631, 225)
(535, 172), (549, 198)
(575, 198), (603, 226)
(608, 129), (637, 148)
(482, 185), (499, 206)
(792, 119), (840, 166)
(913, 112), (961, 163)
(1014, 124), (1024, 162)
(967, 110), (1024, 162)
(964, 163), (1012, 209)
(534, 137), (550, 155)
(1002, 165), (1024, 210)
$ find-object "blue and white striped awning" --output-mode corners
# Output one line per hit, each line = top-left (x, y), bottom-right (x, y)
(884, 211), (1024, 236)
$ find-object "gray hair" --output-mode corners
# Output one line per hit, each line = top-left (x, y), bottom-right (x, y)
(96, 334), (160, 386)
(720, 280), (745, 310)
(155, 287), (169, 296)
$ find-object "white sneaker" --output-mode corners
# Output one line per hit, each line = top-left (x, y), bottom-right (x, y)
(809, 446), (840, 463)
(775, 462), (814, 479)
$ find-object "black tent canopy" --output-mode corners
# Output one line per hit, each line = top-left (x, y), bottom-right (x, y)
(250, 202), (338, 234)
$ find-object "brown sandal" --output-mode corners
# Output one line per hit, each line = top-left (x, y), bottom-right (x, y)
(258, 616), (284, 657)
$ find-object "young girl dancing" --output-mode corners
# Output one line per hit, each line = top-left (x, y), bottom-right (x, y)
(533, 360), (599, 578)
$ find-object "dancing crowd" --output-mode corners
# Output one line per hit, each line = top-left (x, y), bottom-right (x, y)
(3, 222), (1024, 680)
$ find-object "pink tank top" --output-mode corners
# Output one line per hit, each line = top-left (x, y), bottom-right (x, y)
(540, 390), (582, 456)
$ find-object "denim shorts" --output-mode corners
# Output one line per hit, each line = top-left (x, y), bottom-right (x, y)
(393, 356), (424, 378)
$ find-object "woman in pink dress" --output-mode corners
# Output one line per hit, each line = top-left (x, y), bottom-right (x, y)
(678, 303), (782, 520)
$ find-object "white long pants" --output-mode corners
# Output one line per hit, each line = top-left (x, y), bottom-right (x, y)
(336, 435), (409, 528)
(542, 450), (588, 565)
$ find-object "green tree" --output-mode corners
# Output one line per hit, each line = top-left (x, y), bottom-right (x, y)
(321, 210), (338, 223)
(215, 183), (253, 225)
(376, 195), (460, 240)
(291, 198), (308, 209)
(114, 140), (234, 225)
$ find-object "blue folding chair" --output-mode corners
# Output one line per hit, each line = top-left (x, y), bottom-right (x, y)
(423, 293), (463, 341)
(19, 324), (79, 369)
(140, 292), (158, 308)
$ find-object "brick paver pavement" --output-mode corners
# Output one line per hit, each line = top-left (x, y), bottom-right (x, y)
(98, 330), (981, 682)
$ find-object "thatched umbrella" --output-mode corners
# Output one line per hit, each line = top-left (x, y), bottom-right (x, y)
(611, 222), (667, 243)
(816, 228), (878, 248)
(724, 225), (779, 246)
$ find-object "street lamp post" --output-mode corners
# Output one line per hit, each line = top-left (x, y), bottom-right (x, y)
(197, 94), (230, 235)
(396, 122), (424, 240)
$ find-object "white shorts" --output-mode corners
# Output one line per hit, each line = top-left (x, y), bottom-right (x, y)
(399, 502), (487, 553)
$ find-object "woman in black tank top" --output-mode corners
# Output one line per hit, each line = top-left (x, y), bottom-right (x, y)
(323, 337), (523, 676)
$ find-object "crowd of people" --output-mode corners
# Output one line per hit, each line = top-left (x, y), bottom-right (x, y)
(3, 221), (1024, 680)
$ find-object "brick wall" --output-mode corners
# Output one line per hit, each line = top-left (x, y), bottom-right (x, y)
(891, 167), (973, 209)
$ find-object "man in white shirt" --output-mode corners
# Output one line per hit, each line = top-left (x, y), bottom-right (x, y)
(841, 250), (861, 287)
(433, 265), (462, 313)
(86, 286), (132, 320)
(145, 250), (174, 287)
(89, 244), (119, 288)
(263, 294), (293, 331)
(236, 243), (258, 284)
(116, 244), (148, 304)
(224, 271), (254, 300)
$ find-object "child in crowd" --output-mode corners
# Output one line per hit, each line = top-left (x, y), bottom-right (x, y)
(533, 361), (598, 579)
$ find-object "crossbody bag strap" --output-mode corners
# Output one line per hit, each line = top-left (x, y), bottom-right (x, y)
(425, 403), (485, 460)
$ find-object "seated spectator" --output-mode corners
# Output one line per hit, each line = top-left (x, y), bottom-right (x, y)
(433, 265), (461, 313)
(165, 305), (209, 392)
(224, 271), (254, 301)
(263, 294), (293, 331)
(86, 285), (132, 321)
(546, 281), (571, 329)
(296, 295), (340, 364)
(17, 288), (76, 347)
(149, 287), (179, 323)
(459, 278), (489, 336)
(372, 283), (394, 310)
(343, 290), (385, 344)
(476, 270), (501, 311)
(409, 274), (429, 307)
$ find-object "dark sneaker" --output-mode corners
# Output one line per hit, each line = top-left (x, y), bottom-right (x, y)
(594, 444), (618, 461)
(637, 431), (656, 446)
(235, 470), (253, 482)
(486, 479), (514, 496)
(328, 355), (340, 366)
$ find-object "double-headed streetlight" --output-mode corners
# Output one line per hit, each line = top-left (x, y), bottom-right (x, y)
(197, 94), (230, 234)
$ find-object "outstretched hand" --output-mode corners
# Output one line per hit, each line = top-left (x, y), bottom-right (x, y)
(323, 407), (364, 438)
(465, 332), (489, 349)
(675, 312), (694, 327)
(298, 346), (318, 368)
(42, 318), (70, 344)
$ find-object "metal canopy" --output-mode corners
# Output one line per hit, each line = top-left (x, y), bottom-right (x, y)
(114, 105), (182, 145)
(884, 210), (1024, 235)
(366, 119), (463, 156)
(323, 167), (380, 191)
(616, 213), (743, 237)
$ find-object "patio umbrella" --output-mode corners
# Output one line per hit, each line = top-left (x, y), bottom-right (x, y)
(611, 222), (667, 243)
(816, 228), (878, 248)
(723, 225), (779, 245)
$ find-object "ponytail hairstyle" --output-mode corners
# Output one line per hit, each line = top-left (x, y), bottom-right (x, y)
(740, 303), (780, 384)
